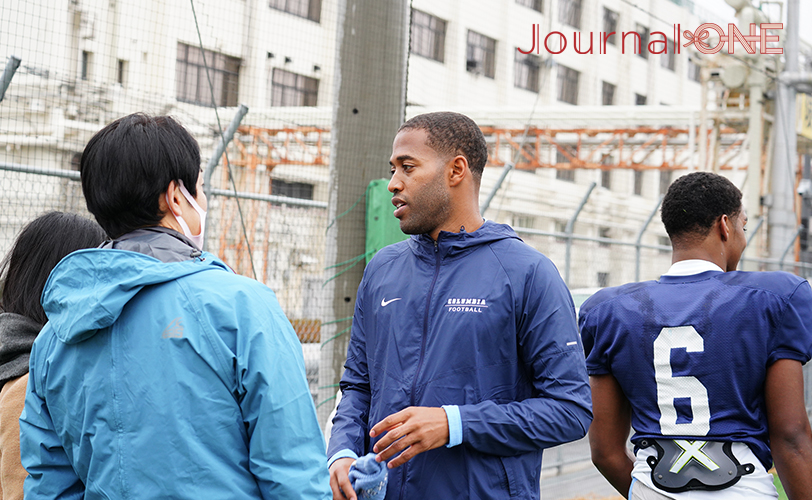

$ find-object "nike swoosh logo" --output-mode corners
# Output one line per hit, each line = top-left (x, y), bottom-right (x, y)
(381, 297), (402, 307)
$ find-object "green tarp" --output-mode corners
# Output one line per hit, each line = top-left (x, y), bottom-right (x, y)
(366, 179), (408, 264)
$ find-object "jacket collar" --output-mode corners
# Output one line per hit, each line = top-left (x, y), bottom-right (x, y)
(407, 220), (519, 261)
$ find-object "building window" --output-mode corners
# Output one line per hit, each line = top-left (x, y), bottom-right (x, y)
(661, 38), (676, 71)
(269, 0), (321, 23)
(599, 227), (611, 247)
(597, 272), (609, 287)
(556, 64), (579, 104)
(556, 149), (575, 182)
(602, 81), (615, 105)
(271, 68), (319, 107)
(555, 221), (567, 242)
(659, 170), (672, 196)
(117, 59), (128, 87)
(516, 0), (543, 12)
(513, 214), (537, 228)
(466, 30), (496, 78)
(81, 51), (91, 80)
(410, 9), (446, 63)
(635, 24), (649, 59)
(271, 179), (314, 200)
(688, 57), (701, 82)
(635, 93), (647, 105)
(633, 170), (644, 195)
(515, 51), (541, 92)
(603, 8), (618, 45)
(176, 43), (240, 107)
(559, 0), (582, 29)
(658, 235), (671, 254)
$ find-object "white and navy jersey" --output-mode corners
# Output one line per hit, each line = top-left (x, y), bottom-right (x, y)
(579, 269), (812, 470)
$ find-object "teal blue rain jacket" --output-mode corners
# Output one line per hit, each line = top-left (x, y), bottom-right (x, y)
(20, 248), (330, 499)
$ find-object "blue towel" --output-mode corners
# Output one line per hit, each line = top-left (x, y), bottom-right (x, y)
(348, 453), (388, 500)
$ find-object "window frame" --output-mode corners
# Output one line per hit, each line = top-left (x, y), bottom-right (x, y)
(410, 9), (447, 63)
(559, 0), (582, 29)
(556, 64), (579, 105)
(515, 50), (542, 92)
(271, 68), (319, 107)
(603, 7), (618, 46)
(176, 43), (241, 108)
(466, 30), (497, 79)
(269, 0), (322, 23)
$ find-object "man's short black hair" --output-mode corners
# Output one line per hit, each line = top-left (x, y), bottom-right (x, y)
(661, 171), (742, 243)
(398, 112), (488, 181)
(80, 114), (201, 238)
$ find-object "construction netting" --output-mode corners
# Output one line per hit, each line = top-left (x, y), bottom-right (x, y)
(1, 1), (808, 499)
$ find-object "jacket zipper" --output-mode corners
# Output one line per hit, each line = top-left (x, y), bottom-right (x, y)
(400, 237), (441, 499)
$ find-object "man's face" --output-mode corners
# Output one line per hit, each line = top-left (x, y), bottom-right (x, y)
(388, 128), (451, 236)
(726, 206), (747, 271)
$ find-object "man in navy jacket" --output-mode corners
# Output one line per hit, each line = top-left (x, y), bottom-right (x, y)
(327, 111), (592, 499)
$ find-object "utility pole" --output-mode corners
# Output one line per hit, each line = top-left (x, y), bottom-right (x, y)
(319, 0), (410, 426)
(770, 0), (799, 265)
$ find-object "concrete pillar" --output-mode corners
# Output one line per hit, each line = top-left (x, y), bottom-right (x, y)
(319, 0), (410, 426)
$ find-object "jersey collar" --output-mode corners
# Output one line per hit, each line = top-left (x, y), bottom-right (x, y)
(662, 259), (724, 277)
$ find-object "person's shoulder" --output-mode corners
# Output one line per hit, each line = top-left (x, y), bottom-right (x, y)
(364, 239), (413, 275)
(580, 281), (655, 315)
(717, 270), (809, 298)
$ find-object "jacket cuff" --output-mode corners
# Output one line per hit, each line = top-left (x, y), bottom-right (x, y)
(328, 449), (359, 468)
(442, 405), (462, 447)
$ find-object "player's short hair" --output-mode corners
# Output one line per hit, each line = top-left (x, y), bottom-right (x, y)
(661, 171), (742, 244)
(80, 114), (201, 238)
(398, 112), (488, 182)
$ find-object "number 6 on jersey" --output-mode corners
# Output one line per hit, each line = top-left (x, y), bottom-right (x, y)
(653, 326), (710, 436)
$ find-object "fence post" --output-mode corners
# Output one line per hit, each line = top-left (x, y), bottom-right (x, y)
(0, 55), (21, 102)
(739, 216), (764, 270)
(564, 182), (596, 287)
(779, 225), (804, 271)
(201, 104), (249, 252)
(635, 196), (663, 282)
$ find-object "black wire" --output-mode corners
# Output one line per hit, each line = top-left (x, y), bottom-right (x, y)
(189, 0), (258, 281)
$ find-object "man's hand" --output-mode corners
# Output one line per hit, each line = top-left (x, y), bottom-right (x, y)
(329, 457), (357, 500)
(370, 406), (449, 469)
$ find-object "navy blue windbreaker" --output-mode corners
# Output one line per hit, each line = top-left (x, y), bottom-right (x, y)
(328, 221), (592, 499)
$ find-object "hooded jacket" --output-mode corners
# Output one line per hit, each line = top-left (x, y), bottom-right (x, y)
(327, 221), (592, 499)
(20, 229), (330, 499)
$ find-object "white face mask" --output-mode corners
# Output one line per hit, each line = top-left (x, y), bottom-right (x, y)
(166, 179), (207, 249)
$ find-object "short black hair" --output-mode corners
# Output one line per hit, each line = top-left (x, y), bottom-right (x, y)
(80, 114), (201, 238)
(661, 171), (742, 243)
(0, 212), (107, 325)
(399, 112), (488, 181)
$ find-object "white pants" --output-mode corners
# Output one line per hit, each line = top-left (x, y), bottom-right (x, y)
(630, 480), (673, 500)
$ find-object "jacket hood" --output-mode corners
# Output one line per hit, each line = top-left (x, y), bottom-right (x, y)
(41, 249), (228, 344)
(409, 220), (521, 260)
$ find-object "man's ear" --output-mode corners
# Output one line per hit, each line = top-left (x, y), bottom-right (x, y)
(163, 181), (183, 217)
(719, 214), (731, 242)
(448, 155), (468, 187)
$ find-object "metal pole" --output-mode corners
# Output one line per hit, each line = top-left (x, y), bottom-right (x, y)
(771, 0), (799, 267)
(779, 225), (804, 271)
(480, 161), (514, 215)
(564, 182), (596, 287)
(635, 195), (664, 282)
(0, 55), (21, 102)
(202, 103), (248, 251)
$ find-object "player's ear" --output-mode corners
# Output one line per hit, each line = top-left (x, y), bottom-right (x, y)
(448, 155), (468, 187)
(719, 214), (731, 242)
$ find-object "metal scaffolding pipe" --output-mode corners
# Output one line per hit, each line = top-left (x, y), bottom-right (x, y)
(564, 182), (596, 286)
(0, 55), (21, 102)
(202, 103), (249, 252)
(779, 225), (804, 271)
(635, 195), (664, 282)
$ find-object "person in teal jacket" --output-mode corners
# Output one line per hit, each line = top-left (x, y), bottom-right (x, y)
(19, 114), (330, 499)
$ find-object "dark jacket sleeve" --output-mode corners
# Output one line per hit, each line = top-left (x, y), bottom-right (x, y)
(457, 257), (593, 455)
(326, 279), (371, 459)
